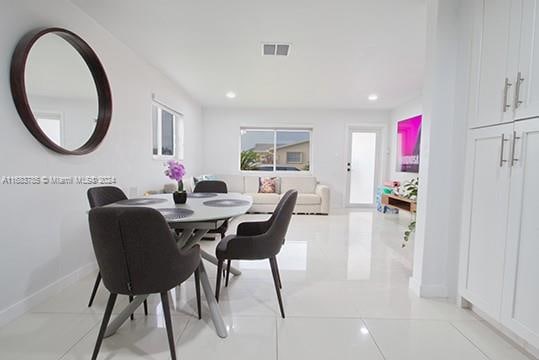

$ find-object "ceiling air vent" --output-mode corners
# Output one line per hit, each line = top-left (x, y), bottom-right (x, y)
(262, 43), (291, 56)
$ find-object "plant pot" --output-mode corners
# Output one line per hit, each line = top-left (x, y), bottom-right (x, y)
(173, 191), (187, 204)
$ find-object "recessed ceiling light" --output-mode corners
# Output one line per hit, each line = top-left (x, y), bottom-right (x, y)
(368, 94), (379, 101)
(226, 91), (237, 99)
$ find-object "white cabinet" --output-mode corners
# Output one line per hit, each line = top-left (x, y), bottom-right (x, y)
(468, 0), (520, 128)
(461, 1), (539, 350)
(468, 0), (539, 127)
(501, 119), (539, 347)
(514, 0), (539, 119)
(459, 124), (513, 319)
(460, 119), (539, 349)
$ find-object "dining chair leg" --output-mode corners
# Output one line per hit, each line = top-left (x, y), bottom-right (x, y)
(160, 292), (177, 360)
(225, 260), (231, 287)
(88, 272), (102, 307)
(272, 257), (282, 289)
(91, 293), (117, 360)
(215, 259), (224, 302)
(128, 296), (134, 320)
(143, 299), (148, 316)
(194, 266), (202, 319)
(269, 257), (285, 319)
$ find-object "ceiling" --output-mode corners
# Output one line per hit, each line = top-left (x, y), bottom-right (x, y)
(73, 0), (427, 109)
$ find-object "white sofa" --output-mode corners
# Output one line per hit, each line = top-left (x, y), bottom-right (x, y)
(189, 175), (329, 215)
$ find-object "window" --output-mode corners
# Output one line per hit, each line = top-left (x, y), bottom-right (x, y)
(36, 112), (62, 146)
(152, 100), (184, 159)
(240, 128), (311, 171)
(286, 152), (303, 164)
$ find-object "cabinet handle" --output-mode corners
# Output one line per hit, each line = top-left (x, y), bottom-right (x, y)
(514, 72), (525, 109)
(500, 134), (509, 167)
(503, 78), (513, 112)
(510, 131), (521, 166)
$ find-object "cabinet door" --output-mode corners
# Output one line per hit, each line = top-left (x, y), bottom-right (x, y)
(514, 0), (539, 120)
(459, 124), (512, 319)
(501, 119), (539, 348)
(468, 0), (521, 128)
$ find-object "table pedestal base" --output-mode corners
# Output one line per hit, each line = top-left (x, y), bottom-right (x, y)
(103, 228), (241, 339)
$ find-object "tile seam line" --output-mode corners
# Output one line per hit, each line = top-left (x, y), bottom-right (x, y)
(57, 318), (101, 360)
(449, 321), (492, 360)
(361, 318), (388, 360)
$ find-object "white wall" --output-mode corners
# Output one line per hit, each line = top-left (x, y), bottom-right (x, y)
(0, 0), (203, 324)
(27, 95), (97, 150)
(409, 0), (469, 299)
(202, 108), (391, 208)
(389, 98), (423, 183)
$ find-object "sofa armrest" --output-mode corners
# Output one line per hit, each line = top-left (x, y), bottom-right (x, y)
(315, 184), (330, 214)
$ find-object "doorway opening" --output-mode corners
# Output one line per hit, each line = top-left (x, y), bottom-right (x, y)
(346, 129), (381, 207)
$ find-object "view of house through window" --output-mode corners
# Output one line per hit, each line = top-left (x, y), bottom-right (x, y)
(240, 128), (311, 171)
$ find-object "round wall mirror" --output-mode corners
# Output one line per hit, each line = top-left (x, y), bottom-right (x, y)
(10, 28), (112, 155)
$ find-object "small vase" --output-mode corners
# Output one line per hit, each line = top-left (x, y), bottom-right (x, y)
(173, 191), (187, 204)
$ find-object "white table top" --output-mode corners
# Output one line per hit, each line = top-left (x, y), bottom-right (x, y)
(108, 193), (253, 223)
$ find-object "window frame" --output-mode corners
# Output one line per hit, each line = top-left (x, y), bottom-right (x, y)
(239, 127), (312, 173)
(152, 99), (184, 160)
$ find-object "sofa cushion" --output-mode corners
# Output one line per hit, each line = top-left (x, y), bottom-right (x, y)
(216, 175), (244, 193)
(244, 176), (261, 193)
(280, 176), (317, 194)
(247, 193), (281, 204)
(258, 177), (279, 193)
(295, 193), (321, 205)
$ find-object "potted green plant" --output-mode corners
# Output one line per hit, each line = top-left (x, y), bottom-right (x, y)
(398, 177), (418, 247)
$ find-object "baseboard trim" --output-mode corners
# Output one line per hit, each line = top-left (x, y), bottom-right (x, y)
(409, 277), (448, 298)
(0, 262), (98, 327)
(470, 305), (539, 359)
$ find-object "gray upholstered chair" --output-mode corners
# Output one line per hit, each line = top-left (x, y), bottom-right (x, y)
(193, 180), (228, 194)
(194, 180), (229, 238)
(215, 190), (297, 318)
(88, 207), (201, 360)
(86, 186), (148, 319)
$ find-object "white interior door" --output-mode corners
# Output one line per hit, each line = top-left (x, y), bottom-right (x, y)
(502, 119), (539, 348)
(347, 130), (380, 207)
(459, 124), (512, 320)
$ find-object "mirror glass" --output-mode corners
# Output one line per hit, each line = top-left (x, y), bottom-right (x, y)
(25, 33), (99, 151)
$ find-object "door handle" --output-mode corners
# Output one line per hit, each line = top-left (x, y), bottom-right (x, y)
(510, 131), (521, 166)
(514, 72), (525, 109)
(499, 133), (509, 167)
(503, 78), (513, 112)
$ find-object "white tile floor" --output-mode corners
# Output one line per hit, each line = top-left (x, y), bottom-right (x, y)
(0, 210), (533, 359)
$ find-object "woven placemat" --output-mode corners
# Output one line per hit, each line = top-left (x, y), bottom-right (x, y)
(203, 199), (250, 207)
(116, 198), (168, 205)
(187, 192), (218, 198)
(157, 208), (194, 220)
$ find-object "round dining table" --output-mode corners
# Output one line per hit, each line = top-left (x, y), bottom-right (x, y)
(102, 192), (253, 339)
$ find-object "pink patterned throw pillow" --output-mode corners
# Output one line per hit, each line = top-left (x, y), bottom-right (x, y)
(258, 177), (279, 193)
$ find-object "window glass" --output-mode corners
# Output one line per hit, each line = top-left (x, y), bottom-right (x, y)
(240, 129), (311, 171)
(152, 102), (182, 159)
(152, 105), (158, 155)
(161, 109), (174, 156)
(240, 130), (273, 171)
(276, 131), (310, 171)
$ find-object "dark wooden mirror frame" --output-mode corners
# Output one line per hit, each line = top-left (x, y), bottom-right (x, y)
(10, 27), (112, 155)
